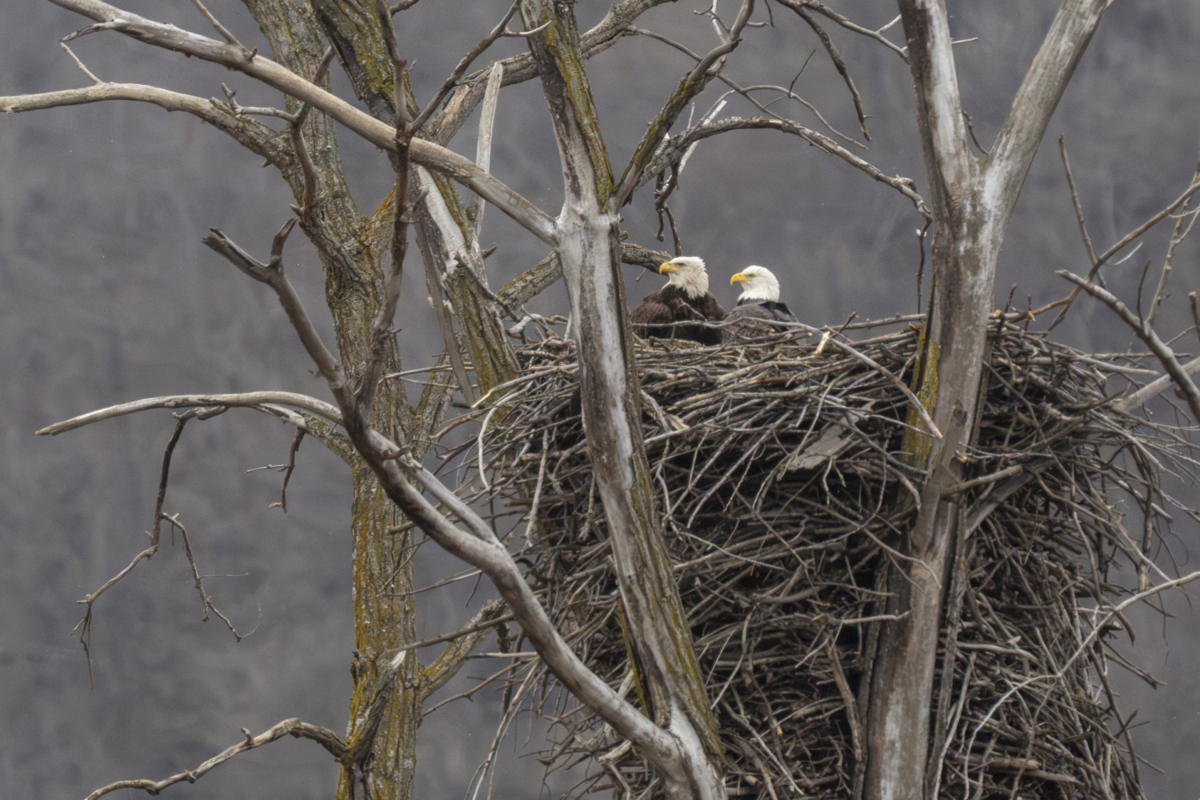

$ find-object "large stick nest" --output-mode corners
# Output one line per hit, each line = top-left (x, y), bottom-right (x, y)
(470, 319), (1193, 800)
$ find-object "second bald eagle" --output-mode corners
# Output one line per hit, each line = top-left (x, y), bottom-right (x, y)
(722, 266), (798, 343)
(630, 256), (726, 346)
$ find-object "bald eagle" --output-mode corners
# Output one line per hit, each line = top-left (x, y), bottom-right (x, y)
(722, 266), (798, 343)
(630, 257), (726, 345)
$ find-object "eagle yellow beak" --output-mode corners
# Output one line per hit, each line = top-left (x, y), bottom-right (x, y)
(658, 261), (681, 275)
(730, 272), (749, 285)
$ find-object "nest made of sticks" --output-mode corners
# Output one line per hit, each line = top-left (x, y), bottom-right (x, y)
(470, 319), (1194, 800)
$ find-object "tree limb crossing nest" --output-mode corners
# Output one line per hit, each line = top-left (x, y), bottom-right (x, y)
(470, 320), (1195, 800)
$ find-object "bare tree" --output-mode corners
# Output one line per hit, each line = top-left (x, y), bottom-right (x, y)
(5, 1), (1200, 799)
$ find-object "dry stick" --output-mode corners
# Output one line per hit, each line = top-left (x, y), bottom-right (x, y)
(1191, 293), (1200, 351)
(468, 62), (504, 241)
(204, 221), (347, 389)
(288, 47), (335, 222)
(161, 511), (251, 640)
(415, 166), (480, 407)
(84, 718), (347, 800)
(782, 0), (909, 62)
(37, 391), (342, 436)
(468, 667), (539, 800)
(613, 0), (756, 207)
(71, 415), (188, 684)
(1058, 136), (1099, 265)
(826, 639), (864, 774)
(1146, 145), (1200, 326)
(0, 78), (290, 171)
(189, 0), (250, 55)
(1059, 271), (1200, 422)
(67, 408), (250, 683)
(418, 599), (511, 702)
(266, 428), (307, 511)
(629, 26), (861, 147)
(217, 81), (294, 119)
(59, 41), (101, 83)
(641, 116), (930, 219)
(793, 5), (871, 139)
(405, 608), (515, 654)
(409, 2), (519, 134)
(33, 0), (558, 244)
(796, 321), (942, 440)
(1044, 177), (1200, 329)
(960, 567), (1200, 800)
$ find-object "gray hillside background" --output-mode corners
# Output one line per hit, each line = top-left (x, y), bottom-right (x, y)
(2, 1), (1199, 798)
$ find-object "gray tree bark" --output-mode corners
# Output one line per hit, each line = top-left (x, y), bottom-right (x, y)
(864, 3), (1112, 799)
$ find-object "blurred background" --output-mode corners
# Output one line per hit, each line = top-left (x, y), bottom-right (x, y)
(2, 1), (1198, 797)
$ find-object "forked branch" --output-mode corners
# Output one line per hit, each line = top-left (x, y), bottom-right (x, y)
(614, 0), (756, 207)
(38, 0), (557, 244)
(198, 213), (689, 782)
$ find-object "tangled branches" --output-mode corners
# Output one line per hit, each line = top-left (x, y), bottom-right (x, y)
(462, 319), (1194, 800)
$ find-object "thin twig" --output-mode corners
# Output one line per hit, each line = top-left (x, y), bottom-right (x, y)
(189, 0), (252, 58)
(1059, 270), (1200, 421)
(410, 2), (520, 134)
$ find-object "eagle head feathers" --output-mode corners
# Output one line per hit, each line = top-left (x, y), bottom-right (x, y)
(629, 256), (726, 345)
(722, 265), (797, 343)
(730, 265), (781, 303)
(658, 256), (711, 299)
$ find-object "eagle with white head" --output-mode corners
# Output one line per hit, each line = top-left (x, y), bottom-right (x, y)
(722, 266), (798, 343)
(630, 257), (726, 345)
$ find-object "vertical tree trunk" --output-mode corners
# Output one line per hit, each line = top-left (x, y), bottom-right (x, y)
(242, 4), (422, 798)
(863, 2), (1111, 798)
(519, 2), (725, 797)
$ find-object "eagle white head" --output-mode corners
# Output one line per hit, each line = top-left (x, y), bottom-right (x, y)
(658, 256), (710, 299)
(730, 265), (781, 303)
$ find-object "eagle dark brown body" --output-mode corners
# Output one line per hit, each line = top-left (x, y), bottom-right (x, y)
(629, 257), (726, 346)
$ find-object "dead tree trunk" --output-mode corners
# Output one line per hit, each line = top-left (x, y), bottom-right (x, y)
(864, 2), (1112, 798)
(519, 2), (726, 796)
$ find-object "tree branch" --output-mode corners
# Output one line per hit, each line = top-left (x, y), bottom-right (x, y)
(467, 61), (504, 241)
(775, 1), (908, 63)
(898, 0), (972, 216)
(641, 115), (929, 218)
(983, 0), (1110, 223)
(422, 0), (676, 145)
(790, 3), (871, 139)
(613, 0), (756, 207)
(203, 222), (348, 388)
(193, 193), (685, 778)
(1042, 177), (1200, 327)
(42, 0), (557, 244)
(84, 718), (347, 800)
(520, 2), (725, 796)
(1058, 270), (1200, 422)
(0, 81), (287, 166)
(417, 598), (509, 702)
(36, 391), (343, 436)
(409, 2), (519, 134)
